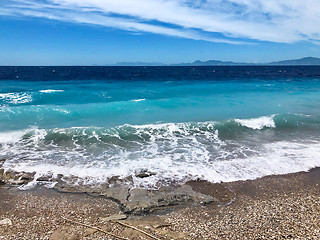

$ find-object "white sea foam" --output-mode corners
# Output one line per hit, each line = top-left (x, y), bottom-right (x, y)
(0, 128), (46, 146)
(39, 89), (64, 93)
(131, 98), (146, 102)
(0, 130), (26, 144)
(3, 140), (320, 189)
(235, 115), (276, 130)
(1, 120), (320, 189)
(0, 93), (32, 105)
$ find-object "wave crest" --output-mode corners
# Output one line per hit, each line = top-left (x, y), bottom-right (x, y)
(39, 89), (64, 93)
(0, 93), (32, 105)
(235, 115), (276, 130)
(1, 114), (320, 189)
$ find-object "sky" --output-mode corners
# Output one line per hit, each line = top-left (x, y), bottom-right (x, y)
(0, 0), (320, 65)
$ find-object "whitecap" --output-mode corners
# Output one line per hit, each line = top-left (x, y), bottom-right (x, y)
(2, 120), (320, 190)
(39, 89), (64, 93)
(235, 115), (276, 130)
(0, 93), (32, 105)
(131, 98), (146, 102)
(4, 140), (320, 189)
(0, 130), (26, 144)
(0, 127), (47, 145)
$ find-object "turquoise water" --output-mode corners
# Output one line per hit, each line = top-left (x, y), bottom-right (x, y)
(1, 66), (320, 188)
(1, 79), (320, 130)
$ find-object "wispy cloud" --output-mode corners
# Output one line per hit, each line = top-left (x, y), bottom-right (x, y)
(1, 0), (320, 44)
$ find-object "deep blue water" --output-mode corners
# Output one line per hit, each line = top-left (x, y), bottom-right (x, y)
(0, 66), (320, 188)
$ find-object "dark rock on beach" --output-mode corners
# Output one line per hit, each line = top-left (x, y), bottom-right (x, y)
(54, 177), (217, 215)
(127, 185), (216, 214)
(36, 174), (53, 182)
(20, 172), (36, 181)
(0, 169), (4, 185)
(0, 167), (221, 215)
(0, 168), (35, 185)
(0, 158), (5, 166)
(0, 167), (218, 214)
(135, 169), (157, 178)
(107, 175), (133, 186)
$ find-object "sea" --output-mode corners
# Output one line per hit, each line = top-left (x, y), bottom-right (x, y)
(1, 66), (320, 189)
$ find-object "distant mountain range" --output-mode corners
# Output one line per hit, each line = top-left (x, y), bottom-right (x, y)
(112, 57), (320, 66)
(171, 59), (250, 66)
(268, 57), (320, 65)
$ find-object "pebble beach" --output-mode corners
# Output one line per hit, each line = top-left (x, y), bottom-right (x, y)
(1, 168), (319, 239)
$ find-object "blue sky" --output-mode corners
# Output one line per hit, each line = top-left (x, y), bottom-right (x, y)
(1, 0), (320, 65)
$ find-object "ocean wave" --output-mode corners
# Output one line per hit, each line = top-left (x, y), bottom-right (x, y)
(2, 139), (320, 189)
(0, 92), (32, 105)
(0, 113), (319, 146)
(235, 115), (276, 130)
(0, 122), (221, 150)
(0, 130), (27, 144)
(0, 114), (320, 189)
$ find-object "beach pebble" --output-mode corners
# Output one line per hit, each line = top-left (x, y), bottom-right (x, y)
(135, 169), (156, 178)
(83, 228), (98, 237)
(0, 218), (12, 226)
(36, 173), (53, 182)
(100, 213), (127, 221)
(0, 159), (5, 167)
(50, 226), (80, 240)
(20, 172), (35, 181)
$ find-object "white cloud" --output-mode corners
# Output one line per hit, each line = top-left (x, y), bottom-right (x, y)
(1, 0), (320, 44)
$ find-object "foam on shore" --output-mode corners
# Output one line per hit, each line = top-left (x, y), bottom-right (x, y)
(0, 116), (319, 189)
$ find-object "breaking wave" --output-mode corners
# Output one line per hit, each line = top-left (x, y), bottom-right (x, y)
(235, 115), (276, 130)
(1, 113), (320, 189)
(0, 92), (32, 105)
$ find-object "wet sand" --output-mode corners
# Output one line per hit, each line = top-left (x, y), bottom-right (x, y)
(1, 168), (320, 239)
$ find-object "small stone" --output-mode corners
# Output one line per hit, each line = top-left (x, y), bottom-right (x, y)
(135, 169), (156, 178)
(107, 175), (133, 186)
(50, 226), (80, 240)
(136, 172), (156, 178)
(154, 223), (172, 228)
(108, 176), (121, 185)
(100, 213), (127, 221)
(83, 228), (98, 237)
(0, 169), (36, 185)
(0, 158), (5, 166)
(56, 174), (64, 179)
(20, 172), (35, 181)
(0, 218), (12, 225)
(4, 170), (21, 181)
(37, 174), (53, 181)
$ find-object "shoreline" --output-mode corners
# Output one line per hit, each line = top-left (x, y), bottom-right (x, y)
(1, 168), (320, 239)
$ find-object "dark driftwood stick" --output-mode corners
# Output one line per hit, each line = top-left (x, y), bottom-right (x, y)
(114, 220), (161, 240)
(61, 216), (128, 240)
